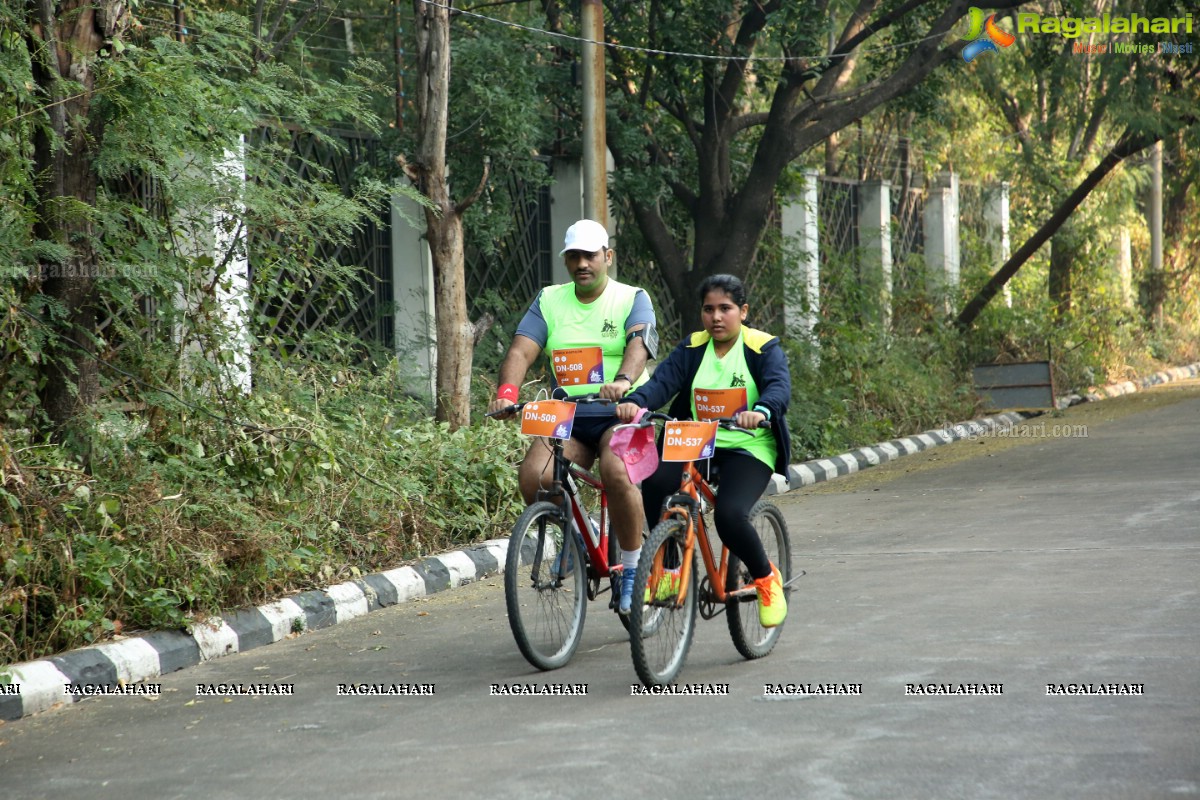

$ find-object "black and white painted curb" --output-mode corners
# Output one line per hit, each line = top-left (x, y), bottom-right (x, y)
(0, 541), (511, 721)
(3, 361), (1197, 721)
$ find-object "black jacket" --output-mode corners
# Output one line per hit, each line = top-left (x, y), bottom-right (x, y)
(624, 327), (793, 477)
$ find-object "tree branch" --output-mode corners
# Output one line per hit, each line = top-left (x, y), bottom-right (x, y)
(955, 129), (1162, 331)
(267, 0), (325, 62)
(455, 156), (490, 214)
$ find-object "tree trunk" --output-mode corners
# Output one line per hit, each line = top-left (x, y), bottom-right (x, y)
(427, 210), (472, 428)
(1048, 231), (1074, 316)
(29, 0), (121, 437)
(412, 0), (475, 430)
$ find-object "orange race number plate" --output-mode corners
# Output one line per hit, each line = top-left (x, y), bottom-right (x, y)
(552, 347), (604, 387)
(520, 400), (578, 439)
(660, 420), (718, 462)
(693, 387), (748, 420)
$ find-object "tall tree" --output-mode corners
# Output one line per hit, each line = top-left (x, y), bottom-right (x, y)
(953, 0), (1200, 328)
(400, 0), (491, 430)
(5, 0), (395, 441)
(25, 0), (129, 433)
(545, 0), (1022, 329)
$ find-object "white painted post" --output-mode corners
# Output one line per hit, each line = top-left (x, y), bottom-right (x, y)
(175, 136), (251, 395)
(391, 184), (436, 404)
(212, 137), (252, 394)
(781, 169), (820, 352)
(550, 157), (585, 285)
(858, 179), (893, 327)
(924, 171), (961, 314)
(1115, 227), (1134, 309)
(984, 181), (1012, 307)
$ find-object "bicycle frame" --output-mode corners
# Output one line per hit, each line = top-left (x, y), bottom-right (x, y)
(654, 460), (746, 610)
(540, 436), (618, 589)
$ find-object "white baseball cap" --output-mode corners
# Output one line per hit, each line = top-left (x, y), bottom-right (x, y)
(559, 219), (609, 255)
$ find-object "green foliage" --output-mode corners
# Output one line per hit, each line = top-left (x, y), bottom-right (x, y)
(0, 352), (526, 663)
(784, 249), (977, 460)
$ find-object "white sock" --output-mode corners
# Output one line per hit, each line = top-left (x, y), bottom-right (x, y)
(621, 548), (641, 574)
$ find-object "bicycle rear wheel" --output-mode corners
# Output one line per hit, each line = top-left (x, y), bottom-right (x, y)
(726, 500), (791, 660)
(629, 518), (697, 687)
(505, 501), (587, 670)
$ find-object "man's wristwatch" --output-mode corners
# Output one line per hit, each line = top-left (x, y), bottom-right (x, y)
(614, 373), (633, 384)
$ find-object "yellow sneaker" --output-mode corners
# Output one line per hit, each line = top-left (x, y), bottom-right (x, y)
(753, 564), (787, 628)
(645, 568), (682, 603)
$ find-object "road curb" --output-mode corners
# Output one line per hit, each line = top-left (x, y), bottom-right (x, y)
(3, 361), (1197, 721)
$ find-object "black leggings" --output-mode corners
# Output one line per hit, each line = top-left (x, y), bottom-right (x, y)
(640, 448), (774, 580)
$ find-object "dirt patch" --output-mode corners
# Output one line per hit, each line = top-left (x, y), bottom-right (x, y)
(775, 379), (1200, 499)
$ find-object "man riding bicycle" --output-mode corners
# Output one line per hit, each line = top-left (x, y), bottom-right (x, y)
(487, 219), (659, 615)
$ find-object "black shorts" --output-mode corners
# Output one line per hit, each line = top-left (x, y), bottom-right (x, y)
(569, 413), (619, 451)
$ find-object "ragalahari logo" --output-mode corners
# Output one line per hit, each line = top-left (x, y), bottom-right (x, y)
(963, 7), (1016, 62)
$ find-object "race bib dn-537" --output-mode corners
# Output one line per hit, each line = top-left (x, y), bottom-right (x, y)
(693, 387), (748, 420)
(661, 420), (718, 462)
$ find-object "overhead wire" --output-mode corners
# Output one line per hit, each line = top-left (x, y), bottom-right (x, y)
(416, 0), (950, 63)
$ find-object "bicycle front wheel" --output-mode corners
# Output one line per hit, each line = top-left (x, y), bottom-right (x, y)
(629, 517), (697, 687)
(505, 501), (587, 671)
(726, 500), (792, 660)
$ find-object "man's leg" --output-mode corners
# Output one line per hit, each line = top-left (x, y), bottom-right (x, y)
(598, 427), (645, 552)
(517, 438), (595, 506)
(599, 427), (648, 614)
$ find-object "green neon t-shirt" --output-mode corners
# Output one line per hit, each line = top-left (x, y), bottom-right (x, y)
(539, 279), (649, 397)
(690, 330), (777, 470)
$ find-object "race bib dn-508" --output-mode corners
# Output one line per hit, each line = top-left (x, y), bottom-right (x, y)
(520, 400), (578, 439)
(552, 347), (604, 387)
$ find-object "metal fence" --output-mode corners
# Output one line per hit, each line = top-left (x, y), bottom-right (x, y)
(250, 126), (394, 354)
(463, 171), (554, 322)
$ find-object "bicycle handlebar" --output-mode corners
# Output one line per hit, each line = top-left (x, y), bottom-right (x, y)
(620, 410), (768, 434)
(484, 393), (616, 418)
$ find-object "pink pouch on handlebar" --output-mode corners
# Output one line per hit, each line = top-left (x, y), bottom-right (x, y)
(609, 407), (659, 484)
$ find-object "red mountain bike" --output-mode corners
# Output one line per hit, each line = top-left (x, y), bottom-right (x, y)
(488, 396), (635, 670)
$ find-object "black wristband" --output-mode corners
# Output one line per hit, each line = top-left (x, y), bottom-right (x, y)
(614, 373), (633, 384)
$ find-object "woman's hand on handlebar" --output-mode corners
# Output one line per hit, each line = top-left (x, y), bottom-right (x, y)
(615, 402), (643, 423)
(733, 410), (769, 431)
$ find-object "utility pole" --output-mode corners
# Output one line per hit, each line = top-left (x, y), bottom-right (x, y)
(394, 0), (405, 131)
(580, 0), (606, 228)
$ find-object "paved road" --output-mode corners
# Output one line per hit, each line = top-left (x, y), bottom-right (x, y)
(2, 388), (1198, 800)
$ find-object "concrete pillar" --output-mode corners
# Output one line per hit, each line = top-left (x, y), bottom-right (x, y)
(1116, 227), (1134, 309)
(858, 179), (892, 327)
(549, 154), (617, 281)
(924, 171), (961, 314)
(781, 169), (820, 349)
(212, 137), (251, 394)
(391, 184), (436, 404)
(984, 181), (1012, 308)
(549, 157), (585, 285)
(176, 136), (251, 394)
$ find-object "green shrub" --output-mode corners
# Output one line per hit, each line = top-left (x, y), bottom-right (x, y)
(0, 351), (526, 663)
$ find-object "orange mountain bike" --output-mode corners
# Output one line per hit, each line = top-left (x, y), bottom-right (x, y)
(627, 414), (796, 687)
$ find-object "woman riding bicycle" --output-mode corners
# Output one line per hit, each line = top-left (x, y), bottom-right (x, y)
(615, 274), (792, 627)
